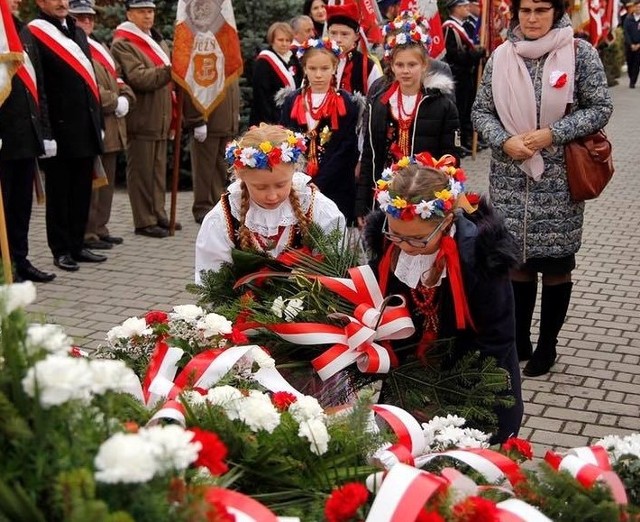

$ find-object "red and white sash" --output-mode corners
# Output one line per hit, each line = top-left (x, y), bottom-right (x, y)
(88, 37), (124, 86)
(442, 18), (476, 49)
(16, 52), (38, 105)
(28, 18), (99, 102)
(257, 49), (296, 89)
(113, 21), (170, 67)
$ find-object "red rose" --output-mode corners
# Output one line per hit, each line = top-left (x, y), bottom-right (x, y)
(188, 427), (229, 476)
(502, 437), (534, 460)
(325, 482), (369, 522)
(272, 391), (297, 411)
(452, 496), (499, 522)
(145, 310), (169, 325)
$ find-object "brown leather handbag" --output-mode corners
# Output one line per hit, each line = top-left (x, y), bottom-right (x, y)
(564, 130), (614, 202)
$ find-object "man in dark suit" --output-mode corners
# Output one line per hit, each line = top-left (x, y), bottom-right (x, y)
(28, 0), (106, 271)
(0, 0), (55, 282)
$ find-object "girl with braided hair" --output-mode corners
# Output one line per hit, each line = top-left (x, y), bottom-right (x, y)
(363, 154), (523, 442)
(195, 124), (346, 283)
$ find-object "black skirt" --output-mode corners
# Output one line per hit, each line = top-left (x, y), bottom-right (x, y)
(521, 254), (576, 275)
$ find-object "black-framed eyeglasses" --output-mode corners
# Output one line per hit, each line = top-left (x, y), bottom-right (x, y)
(382, 216), (447, 248)
(518, 6), (554, 17)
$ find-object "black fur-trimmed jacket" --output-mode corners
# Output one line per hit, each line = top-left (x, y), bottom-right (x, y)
(364, 200), (523, 442)
(356, 71), (460, 218)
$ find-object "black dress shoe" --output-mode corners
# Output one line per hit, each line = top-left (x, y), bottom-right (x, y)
(99, 234), (123, 245)
(72, 249), (107, 263)
(135, 225), (169, 238)
(84, 239), (113, 250)
(54, 254), (79, 272)
(157, 218), (182, 231)
(17, 262), (57, 282)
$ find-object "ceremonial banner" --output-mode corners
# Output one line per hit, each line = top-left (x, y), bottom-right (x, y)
(357, 0), (384, 45)
(400, 0), (446, 59)
(0, 0), (23, 106)
(172, 0), (243, 118)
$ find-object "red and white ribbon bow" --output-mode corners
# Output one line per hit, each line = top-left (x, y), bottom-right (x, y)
(545, 445), (627, 505)
(204, 487), (279, 522)
(369, 404), (427, 467)
(271, 265), (415, 381)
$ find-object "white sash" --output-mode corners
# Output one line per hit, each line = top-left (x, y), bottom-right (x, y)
(257, 49), (296, 89)
(88, 37), (116, 71)
(114, 21), (170, 66)
(442, 18), (475, 49)
(28, 18), (99, 100)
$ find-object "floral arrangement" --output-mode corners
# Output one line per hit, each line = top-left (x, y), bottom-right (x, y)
(224, 129), (307, 170)
(3, 283), (640, 521)
(383, 10), (432, 58)
(375, 153), (467, 220)
(296, 37), (342, 60)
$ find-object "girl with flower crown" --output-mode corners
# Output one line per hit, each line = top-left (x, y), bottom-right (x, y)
(278, 38), (360, 225)
(355, 12), (460, 222)
(194, 124), (345, 283)
(363, 155), (523, 443)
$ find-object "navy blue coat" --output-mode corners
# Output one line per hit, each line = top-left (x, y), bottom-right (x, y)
(364, 201), (523, 443)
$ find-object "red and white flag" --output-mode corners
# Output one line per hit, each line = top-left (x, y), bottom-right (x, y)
(400, 0), (446, 59)
(0, 0), (24, 107)
(172, 0), (243, 118)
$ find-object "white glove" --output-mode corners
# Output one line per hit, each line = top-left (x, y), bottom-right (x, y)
(115, 95), (129, 118)
(0, 138), (2, 151)
(41, 139), (57, 158)
(193, 124), (207, 143)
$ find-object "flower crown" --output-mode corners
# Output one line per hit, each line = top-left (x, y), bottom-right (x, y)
(383, 10), (432, 58)
(296, 37), (342, 60)
(225, 130), (307, 170)
(375, 153), (466, 220)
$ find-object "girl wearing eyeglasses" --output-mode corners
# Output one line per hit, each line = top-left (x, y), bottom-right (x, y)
(471, 0), (613, 377)
(363, 155), (523, 443)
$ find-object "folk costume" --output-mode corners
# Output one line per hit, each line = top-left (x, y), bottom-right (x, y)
(364, 195), (523, 444)
(249, 47), (301, 126)
(279, 86), (360, 224)
(195, 172), (345, 283)
(28, 12), (104, 264)
(355, 71), (459, 218)
(111, 19), (173, 234)
(0, 14), (55, 281)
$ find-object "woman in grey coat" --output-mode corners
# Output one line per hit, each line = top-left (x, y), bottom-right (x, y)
(471, 0), (612, 377)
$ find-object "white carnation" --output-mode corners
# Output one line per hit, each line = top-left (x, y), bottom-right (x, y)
(251, 348), (275, 369)
(298, 418), (330, 455)
(181, 390), (208, 406)
(289, 395), (325, 422)
(95, 432), (158, 483)
(138, 425), (200, 472)
(171, 304), (205, 322)
(206, 385), (244, 419)
(88, 359), (140, 396)
(196, 312), (233, 338)
(238, 392), (281, 433)
(284, 298), (304, 321)
(106, 316), (151, 342)
(0, 281), (36, 315)
(26, 323), (73, 355)
(22, 355), (93, 408)
(395, 33), (408, 45)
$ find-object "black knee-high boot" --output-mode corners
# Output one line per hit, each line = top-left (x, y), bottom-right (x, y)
(511, 280), (538, 362)
(523, 282), (572, 377)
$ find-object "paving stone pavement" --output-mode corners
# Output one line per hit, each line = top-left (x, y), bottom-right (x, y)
(24, 83), (639, 455)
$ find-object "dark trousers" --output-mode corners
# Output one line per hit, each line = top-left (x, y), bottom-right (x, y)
(453, 72), (475, 146)
(626, 48), (640, 87)
(41, 156), (93, 258)
(0, 158), (36, 267)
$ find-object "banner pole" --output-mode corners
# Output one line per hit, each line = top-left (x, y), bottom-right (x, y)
(169, 88), (184, 237)
(472, 0), (491, 160)
(0, 180), (13, 284)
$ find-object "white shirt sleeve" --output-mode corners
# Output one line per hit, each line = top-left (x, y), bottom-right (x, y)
(194, 204), (234, 284)
(311, 191), (347, 236)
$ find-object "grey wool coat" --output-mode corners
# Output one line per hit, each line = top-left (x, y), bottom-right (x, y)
(471, 15), (613, 264)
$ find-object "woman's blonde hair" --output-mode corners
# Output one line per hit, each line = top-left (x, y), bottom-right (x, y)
(267, 22), (294, 44)
(236, 124), (311, 251)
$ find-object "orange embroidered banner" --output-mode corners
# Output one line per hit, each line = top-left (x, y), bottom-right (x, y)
(171, 0), (243, 118)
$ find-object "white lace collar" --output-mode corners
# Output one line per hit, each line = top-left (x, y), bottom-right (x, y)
(393, 225), (456, 289)
(227, 172), (313, 237)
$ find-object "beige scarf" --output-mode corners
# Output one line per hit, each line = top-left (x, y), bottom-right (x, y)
(492, 25), (574, 180)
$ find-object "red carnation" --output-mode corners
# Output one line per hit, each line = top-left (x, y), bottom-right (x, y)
(272, 391), (298, 411)
(452, 496), (499, 522)
(225, 326), (249, 345)
(188, 427), (229, 476)
(502, 437), (534, 460)
(553, 72), (567, 88)
(145, 310), (169, 325)
(325, 482), (369, 522)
